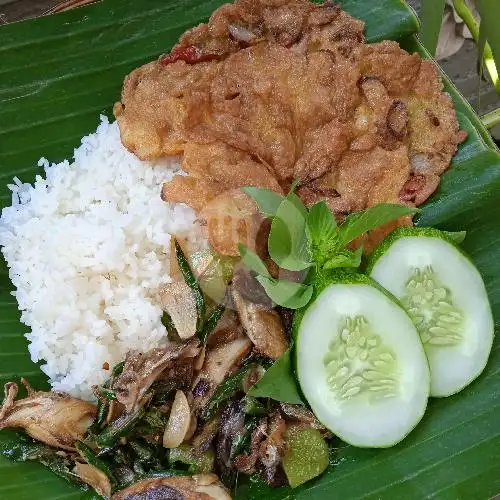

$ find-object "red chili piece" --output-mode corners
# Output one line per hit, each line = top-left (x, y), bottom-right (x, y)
(160, 45), (220, 65)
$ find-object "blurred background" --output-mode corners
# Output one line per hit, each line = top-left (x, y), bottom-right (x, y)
(0, 0), (499, 140)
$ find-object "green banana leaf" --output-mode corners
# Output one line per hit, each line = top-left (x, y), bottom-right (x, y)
(0, 1), (498, 499)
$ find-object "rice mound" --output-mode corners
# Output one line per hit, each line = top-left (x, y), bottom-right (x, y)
(0, 117), (200, 400)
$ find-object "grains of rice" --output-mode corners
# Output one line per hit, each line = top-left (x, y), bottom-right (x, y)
(0, 116), (202, 400)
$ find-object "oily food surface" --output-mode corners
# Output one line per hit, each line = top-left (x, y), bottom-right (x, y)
(115, 0), (462, 255)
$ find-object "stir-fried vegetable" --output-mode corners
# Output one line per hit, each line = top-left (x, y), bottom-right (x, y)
(175, 239), (206, 331)
(200, 363), (260, 421)
(75, 440), (115, 480)
(169, 444), (215, 473)
(282, 426), (329, 488)
(2, 191), (487, 499)
(73, 462), (112, 498)
(199, 303), (226, 344)
(97, 406), (146, 448)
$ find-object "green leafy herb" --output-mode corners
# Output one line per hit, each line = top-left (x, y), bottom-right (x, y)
(256, 276), (313, 309)
(307, 201), (338, 255)
(268, 195), (312, 271)
(323, 247), (363, 270)
(238, 244), (271, 278)
(248, 349), (304, 404)
(241, 187), (284, 217)
(339, 204), (418, 246)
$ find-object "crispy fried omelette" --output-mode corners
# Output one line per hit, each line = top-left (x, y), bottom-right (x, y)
(114, 0), (464, 255)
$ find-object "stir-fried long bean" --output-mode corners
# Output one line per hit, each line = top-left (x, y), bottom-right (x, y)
(174, 239), (206, 330)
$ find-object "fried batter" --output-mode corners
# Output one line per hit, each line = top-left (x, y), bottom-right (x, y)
(116, 0), (463, 255)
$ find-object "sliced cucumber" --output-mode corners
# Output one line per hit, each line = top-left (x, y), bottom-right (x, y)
(294, 272), (429, 448)
(368, 227), (494, 397)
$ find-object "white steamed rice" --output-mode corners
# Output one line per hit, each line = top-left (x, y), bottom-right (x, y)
(0, 116), (202, 400)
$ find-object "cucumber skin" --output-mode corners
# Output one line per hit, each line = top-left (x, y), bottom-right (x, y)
(366, 225), (495, 398)
(365, 226), (467, 276)
(292, 270), (430, 448)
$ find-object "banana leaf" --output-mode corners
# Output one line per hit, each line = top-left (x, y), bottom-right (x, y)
(0, 1), (498, 499)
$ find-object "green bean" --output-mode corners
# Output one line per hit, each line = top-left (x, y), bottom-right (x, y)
(230, 417), (259, 459)
(243, 396), (268, 416)
(161, 311), (178, 340)
(94, 400), (109, 430)
(133, 460), (146, 476)
(111, 446), (134, 466)
(96, 406), (145, 447)
(145, 469), (190, 479)
(89, 360), (123, 434)
(135, 407), (170, 436)
(97, 386), (117, 401)
(129, 439), (162, 468)
(75, 441), (115, 481)
(113, 465), (136, 490)
(198, 303), (225, 344)
(112, 361), (125, 378)
(200, 364), (256, 421)
(169, 444), (214, 474)
(175, 239), (205, 330)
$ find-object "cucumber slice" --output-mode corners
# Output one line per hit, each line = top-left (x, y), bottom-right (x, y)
(368, 227), (494, 397)
(294, 272), (429, 448)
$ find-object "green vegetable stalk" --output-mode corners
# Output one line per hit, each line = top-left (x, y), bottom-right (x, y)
(201, 364), (258, 421)
(175, 239), (206, 330)
(76, 440), (115, 481)
(198, 303), (226, 344)
(97, 406), (146, 447)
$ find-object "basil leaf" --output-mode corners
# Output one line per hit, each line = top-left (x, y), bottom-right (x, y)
(256, 276), (313, 309)
(241, 186), (284, 218)
(339, 204), (418, 245)
(248, 348), (304, 405)
(323, 247), (363, 270)
(238, 243), (271, 278)
(268, 195), (312, 271)
(442, 230), (467, 244)
(307, 201), (337, 241)
(307, 201), (339, 263)
(287, 191), (309, 219)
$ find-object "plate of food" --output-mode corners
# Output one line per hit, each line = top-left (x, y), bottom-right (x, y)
(0, 0), (499, 499)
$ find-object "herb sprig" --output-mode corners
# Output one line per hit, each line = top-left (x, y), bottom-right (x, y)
(240, 186), (418, 310)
